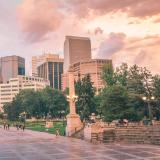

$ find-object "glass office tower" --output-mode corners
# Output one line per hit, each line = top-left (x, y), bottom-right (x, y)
(38, 61), (63, 90)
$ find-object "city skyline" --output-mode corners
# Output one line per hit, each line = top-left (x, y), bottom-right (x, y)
(0, 0), (160, 74)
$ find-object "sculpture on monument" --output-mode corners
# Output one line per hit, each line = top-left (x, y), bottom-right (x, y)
(66, 70), (83, 136)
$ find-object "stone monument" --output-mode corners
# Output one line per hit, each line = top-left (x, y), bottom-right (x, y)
(66, 70), (82, 136)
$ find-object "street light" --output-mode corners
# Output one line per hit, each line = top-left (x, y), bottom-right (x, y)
(66, 95), (78, 102)
(151, 96), (155, 100)
(142, 96), (155, 121)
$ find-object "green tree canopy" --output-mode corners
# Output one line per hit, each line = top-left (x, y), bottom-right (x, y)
(3, 87), (68, 121)
(75, 74), (96, 120)
(102, 63), (117, 86)
(101, 85), (145, 122)
(100, 63), (158, 122)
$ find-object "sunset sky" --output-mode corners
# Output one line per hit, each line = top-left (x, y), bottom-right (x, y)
(0, 0), (160, 74)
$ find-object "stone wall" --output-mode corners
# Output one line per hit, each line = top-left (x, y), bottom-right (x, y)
(103, 125), (160, 145)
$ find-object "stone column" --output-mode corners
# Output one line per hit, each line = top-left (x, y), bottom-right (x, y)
(68, 72), (76, 114)
(66, 70), (82, 136)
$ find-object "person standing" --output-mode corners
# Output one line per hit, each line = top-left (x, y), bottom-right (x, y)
(3, 121), (6, 130)
(16, 123), (19, 130)
(7, 123), (10, 130)
(22, 124), (25, 131)
(56, 128), (60, 137)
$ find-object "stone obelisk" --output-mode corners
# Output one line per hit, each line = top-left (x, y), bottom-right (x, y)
(66, 70), (82, 136)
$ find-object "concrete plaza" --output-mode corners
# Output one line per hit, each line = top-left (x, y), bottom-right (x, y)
(0, 127), (160, 160)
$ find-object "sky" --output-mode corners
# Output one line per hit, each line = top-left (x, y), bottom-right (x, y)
(0, 0), (160, 75)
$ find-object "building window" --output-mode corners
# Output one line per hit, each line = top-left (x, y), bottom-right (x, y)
(54, 62), (58, 89)
(48, 62), (53, 88)
(18, 66), (25, 75)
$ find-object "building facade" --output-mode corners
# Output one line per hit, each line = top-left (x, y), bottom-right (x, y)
(62, 59), (112, 93)
(0, 75), (49, 112)
(0, 55), (25, 83)
(32, 53), (60, 76)
(64, 36), (91, 73)
(38, 61), (63, 90)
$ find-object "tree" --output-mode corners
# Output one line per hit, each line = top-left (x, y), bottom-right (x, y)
(3, 89), (41, 120)
(153, 75), (160, 98)
(99, 64), (156, 122)
(102, 63), (117, 86)
(152, 75), (160, 119)
(101, 85), (128, 121)
(40, 87), (68, 118)
(75, 74), (96, 120)
(115, 63), (128, 86)
(127, 65), (145, 95)
(94, 95), (103, 118)
(101, 85), (145, 122)
(3, 87), (68, 120)
(142, 67), (153, 97)
(3, 102), (16, 121)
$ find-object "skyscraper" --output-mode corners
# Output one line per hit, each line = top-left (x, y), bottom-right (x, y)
(64, 36), (91, 73)
(0, 55), (25, 83)
(37, 56), (64, 90)
(32, 53), (60, 76)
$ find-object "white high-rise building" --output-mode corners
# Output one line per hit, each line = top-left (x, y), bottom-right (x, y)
(0, 75), (49, 112)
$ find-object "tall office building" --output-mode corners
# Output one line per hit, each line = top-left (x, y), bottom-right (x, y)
(32, 53), (60, 76)
(37, 57), (64, 90)
(64, 36), (91, 73)
(0, 75), (49, 111)
(62, 59), (112, 93)
(0, 55), (25, 83)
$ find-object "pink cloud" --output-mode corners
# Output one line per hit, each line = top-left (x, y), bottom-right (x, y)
(94, 32), (160, 73)
(103, 34), (160, 74)
(17, 0), (63, 43)
(94, 27), (103, 35)
(98, 32), (126, 58)
(60, 0), (160, 19)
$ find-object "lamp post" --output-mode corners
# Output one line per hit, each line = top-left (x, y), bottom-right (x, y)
(142, 96), (155, 121)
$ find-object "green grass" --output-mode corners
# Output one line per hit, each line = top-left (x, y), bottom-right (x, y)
(0, 119), (66, 136)
(26, 121), (66, 136)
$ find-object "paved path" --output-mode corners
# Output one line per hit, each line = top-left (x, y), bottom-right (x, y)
(0, 127), (160, 160)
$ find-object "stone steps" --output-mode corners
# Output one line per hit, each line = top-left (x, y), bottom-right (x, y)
(72, 127), (84, 139)
(103, 126), (160, 145)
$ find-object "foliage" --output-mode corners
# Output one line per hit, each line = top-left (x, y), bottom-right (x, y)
(100, 63), (160, 122)
(3, 87), (68, 121)
(102, 63), (117, 86)
(127, 65), (146, 95)
(115, 63), (128, 86)
(101, 85), (146, 122)
(152, 75), (160, 119)
(75, 74), (96, 120)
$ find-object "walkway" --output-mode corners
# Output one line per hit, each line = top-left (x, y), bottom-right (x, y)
(0, 127), (160, 160)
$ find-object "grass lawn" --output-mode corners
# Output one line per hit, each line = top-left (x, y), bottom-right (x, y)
(26, 121), (66, 136)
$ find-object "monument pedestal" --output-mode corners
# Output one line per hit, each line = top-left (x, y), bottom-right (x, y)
(66, 113), (83, 136)
(45, 121), (53, 128)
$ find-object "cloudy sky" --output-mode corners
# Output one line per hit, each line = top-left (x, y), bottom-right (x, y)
(0, 0), (160, 74)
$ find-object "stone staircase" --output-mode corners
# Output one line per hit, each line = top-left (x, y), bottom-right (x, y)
(103, 129), (116, 143)
(71, 126), (85, 139)
(103, 125), (160, 145)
